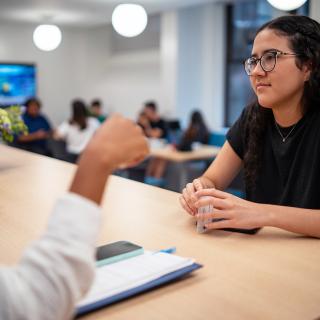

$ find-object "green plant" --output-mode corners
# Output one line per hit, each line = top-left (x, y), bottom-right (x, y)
(0, 106), (28, 143)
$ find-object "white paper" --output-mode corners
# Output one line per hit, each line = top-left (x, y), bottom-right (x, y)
(77, 251), (194, 307)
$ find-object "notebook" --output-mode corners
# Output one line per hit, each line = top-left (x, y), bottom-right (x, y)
(76, 251), (202, 316)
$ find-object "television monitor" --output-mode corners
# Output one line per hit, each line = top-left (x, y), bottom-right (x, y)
(0, 63), (36, 106)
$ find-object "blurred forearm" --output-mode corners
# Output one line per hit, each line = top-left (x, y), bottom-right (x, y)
(69, 150), (112, 205)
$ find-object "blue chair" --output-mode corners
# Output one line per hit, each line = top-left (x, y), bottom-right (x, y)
(208, 128), (245, 198)
(208, 128), (228, 147)
(166, 119), (182, 145)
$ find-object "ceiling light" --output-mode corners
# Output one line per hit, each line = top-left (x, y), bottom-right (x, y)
(33, 24), (62, 51)
(266, 0), (308, 11)
(112, 4), (148, 38)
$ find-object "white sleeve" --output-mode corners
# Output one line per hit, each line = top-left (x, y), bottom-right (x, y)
(56, 122), (69, 138)
(0, 193), (101, 320)
(90, 117), (101, 131)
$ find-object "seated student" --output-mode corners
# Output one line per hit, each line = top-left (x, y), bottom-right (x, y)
(142, 101), (168, 139)
(177, 110), (209, 151)
(16, 97), (52, 156)
(54, 99), (100, 163)
(180, 15), (320, 238)
(143, 111), (209, 188)
(89, 99), (107, 123)
(0, 114), (149, 320)
(138, 101), (168, 187)
(137, 111), (152, 136)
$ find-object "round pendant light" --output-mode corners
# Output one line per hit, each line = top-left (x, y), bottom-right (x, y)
(33, 24), (62, 51)
(266, 0), (308, 11)
(112, 4), (148, 38)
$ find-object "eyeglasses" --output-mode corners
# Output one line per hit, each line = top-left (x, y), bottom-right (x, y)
(243, 50), (298, 76)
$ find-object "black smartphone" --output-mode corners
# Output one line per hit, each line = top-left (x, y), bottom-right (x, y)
(96, 241), (144, 267)
(209, 218), (260, 235)
(221, 227), (261, 235)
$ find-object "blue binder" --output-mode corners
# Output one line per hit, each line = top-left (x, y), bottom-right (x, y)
(76, 262), (202, 317)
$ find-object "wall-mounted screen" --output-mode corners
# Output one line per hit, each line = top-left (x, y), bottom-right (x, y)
(0, 63), (36, 106)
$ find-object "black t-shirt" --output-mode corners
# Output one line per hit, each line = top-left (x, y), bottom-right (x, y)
(150, 119), (168, 139)
(227, 107), (320, 209)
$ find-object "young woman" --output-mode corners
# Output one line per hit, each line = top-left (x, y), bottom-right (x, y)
(55, 99), (100, 163)
(180, 15), (320, 238)
(177, 110), (210, 151)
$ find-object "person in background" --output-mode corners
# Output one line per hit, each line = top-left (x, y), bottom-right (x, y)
(16, 97), (52, 156)
(143, 110), (210, 187)
(180, 15), (320, 238)
(54, 99), (100, 163)
(177, 110), (210, 151)
(142, 101), (168, 139)
(137, 111), (151, 136)
(89, 99), (107, 123)
(0, 114), (149, 320)
(138, 102), (168, 187)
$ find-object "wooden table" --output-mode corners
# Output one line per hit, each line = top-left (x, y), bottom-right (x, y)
(150, 144), (220, 191)
(150, 144), (220, 163)
(1, 145), (320, 320)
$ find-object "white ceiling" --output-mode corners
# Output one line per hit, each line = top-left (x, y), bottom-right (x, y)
(0, 0), (234, 27)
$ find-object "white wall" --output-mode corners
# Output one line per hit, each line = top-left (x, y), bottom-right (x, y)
(176, 3), (226, 129)
(202, 3), (226, 129)
(80, 15), (166, 121)
(310, 0), (320, 21)
(0, 19), (164, 125)
(160, 11), (178, 118)
(0, 23), (91, 125)
(0, 2), (226, 129)
(81, 24), (164, 121)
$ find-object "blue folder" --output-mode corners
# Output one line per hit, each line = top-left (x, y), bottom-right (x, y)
(76, 262), (202, 317)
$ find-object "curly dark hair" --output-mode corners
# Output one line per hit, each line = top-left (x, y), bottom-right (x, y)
(244, 15), (320, 190)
